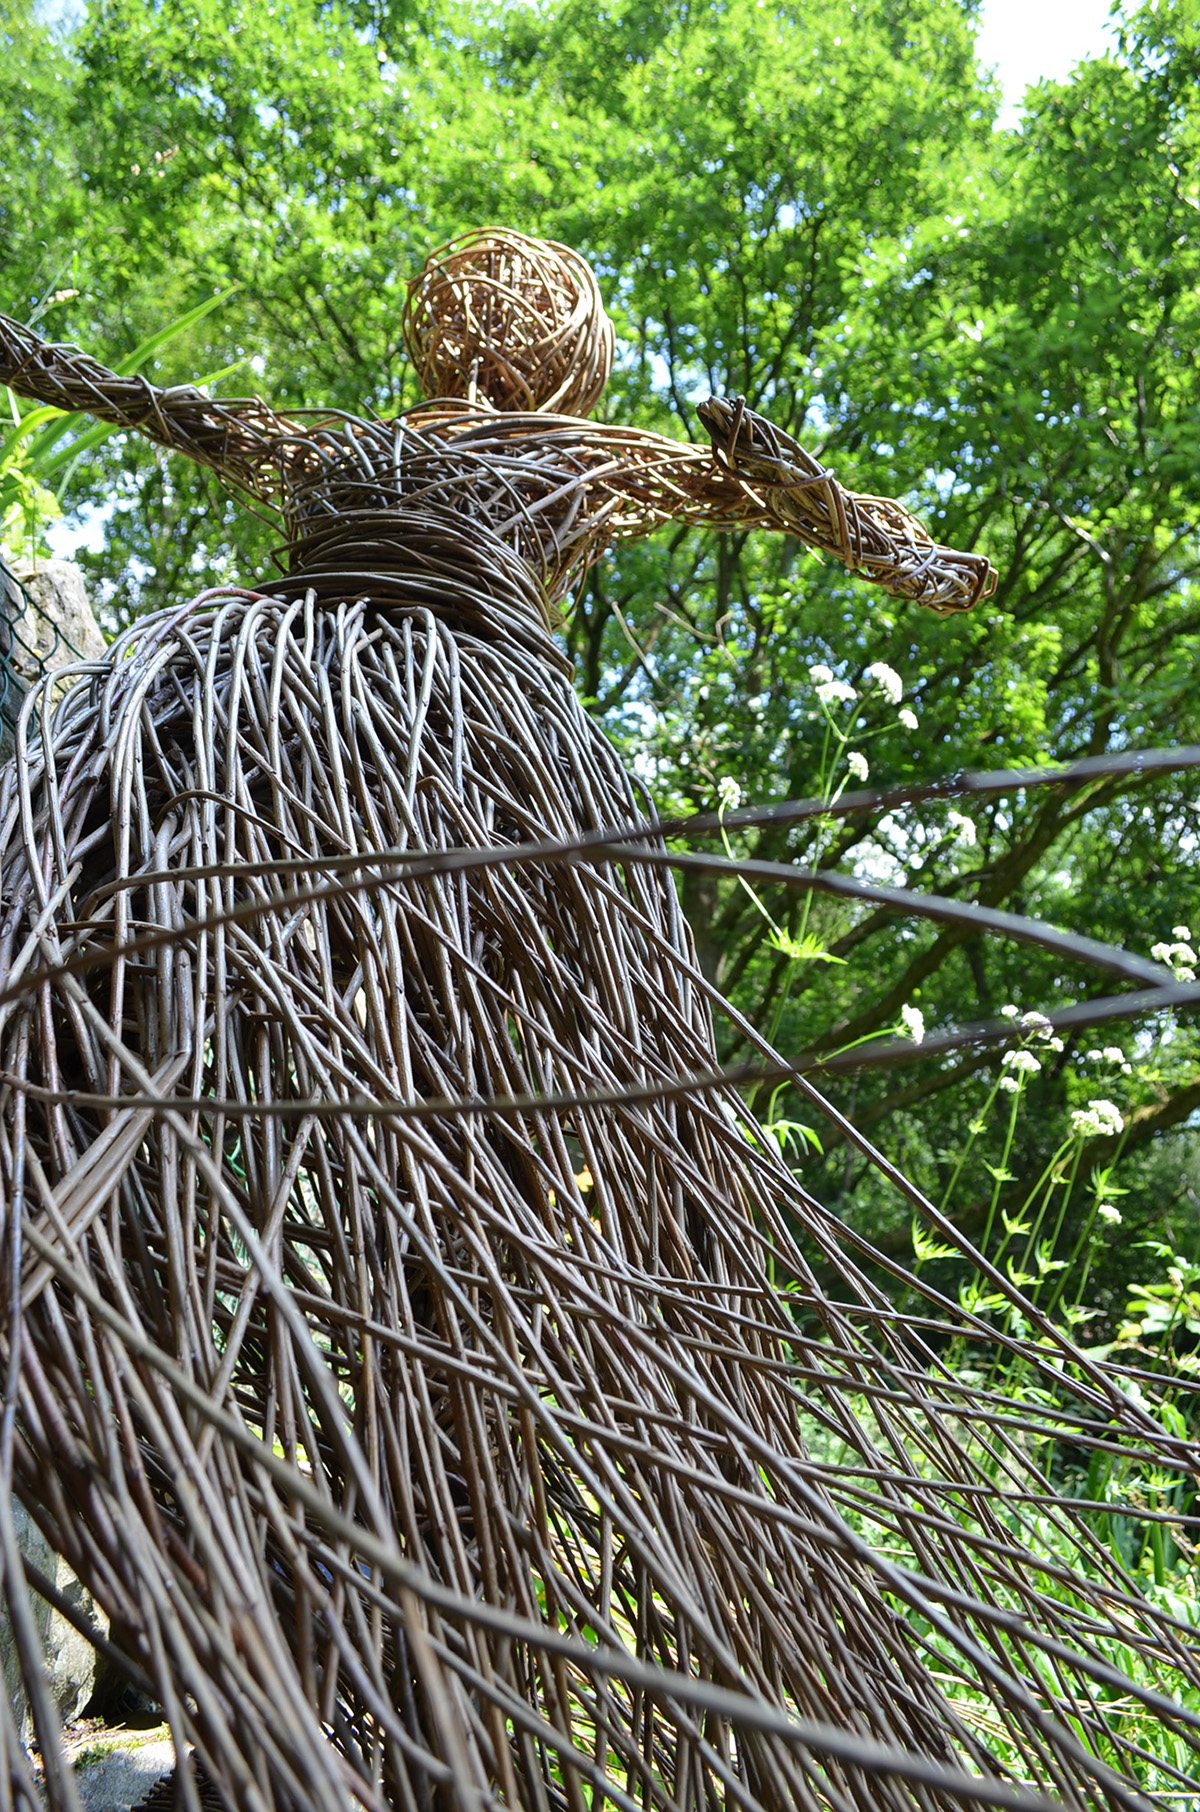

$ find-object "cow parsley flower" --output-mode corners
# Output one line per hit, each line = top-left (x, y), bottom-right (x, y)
(947, 810), (977, 847)
(847, 750), (869, 783)
(898, 707), (919, 730)
(1070, 1099), (1123, 1138)
(1002, 1050), (1041, 1074)
(808, 663), (834, 686)
(1096, 1203), (1122, 1225)
(863, 662), (903, 705)
(899, 1004), (925, 1043)
(816, 678), (858, 707)
(717, 775), (742, 814)
(1152, 940), (1197, 967)
(1151, 938), (1197, 983)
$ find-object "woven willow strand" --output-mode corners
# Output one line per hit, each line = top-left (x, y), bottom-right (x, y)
(0, 234), (1192, 1812)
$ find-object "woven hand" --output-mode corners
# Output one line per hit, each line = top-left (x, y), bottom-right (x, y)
(697, 393), (994, 613)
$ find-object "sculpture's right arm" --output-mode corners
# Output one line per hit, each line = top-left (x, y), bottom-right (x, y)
(583, 406), (996, 615)
(0, 313), (282, 500)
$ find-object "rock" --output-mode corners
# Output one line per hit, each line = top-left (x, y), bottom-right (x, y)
(9, 558), (107, 675)
(0, 1502), (110, 1741)
(0, 1503), (54, 1742)
(46, 1553), (109, 1724)
(72, 1736), (176, 1812)
(0, 557), (105, 757)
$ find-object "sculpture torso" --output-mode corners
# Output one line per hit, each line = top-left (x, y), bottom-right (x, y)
(262, 401), (742, 636)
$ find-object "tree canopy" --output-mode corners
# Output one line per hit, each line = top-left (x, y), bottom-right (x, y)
(3, 0), (1198, 1318)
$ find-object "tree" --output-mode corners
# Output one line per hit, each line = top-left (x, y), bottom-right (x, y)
(0, 0), (85, 314)
(635, 5), (1200, 1287)
(2, 0), (1196, 1298)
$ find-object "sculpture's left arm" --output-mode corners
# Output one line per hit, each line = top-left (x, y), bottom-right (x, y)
(583, 399), (995, 616)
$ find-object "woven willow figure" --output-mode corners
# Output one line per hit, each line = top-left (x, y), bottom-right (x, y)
(0, 233), (1196, 1812)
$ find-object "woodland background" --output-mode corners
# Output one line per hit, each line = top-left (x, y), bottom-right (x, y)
(3, 0), (1199, 1338)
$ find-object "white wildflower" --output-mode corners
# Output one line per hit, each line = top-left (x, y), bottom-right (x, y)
(1002, 1050), (1042, 1074)
(1070, 1099), (1123, 1138)
(1000, 1004), (1020, 1020)
(808, 663), (834, 686)
(863, 661), (903, 705)
(1084, 1049), (1105, 1062)
(1152, 940), (1197, 967)
(1020, 1011), (1052, 1031)
(1179, 966), (1197, 983)
(899, 1004), (925, 1044)
(717, 775), (742, 814)
(1102, 1047), (1126, 1066)
(1097, 1203), (1122, 1225)
(816, 679), (858, 707)
(1172, 925), (1191, 940)
(847, 750), (870, 783)
(998, 1075), (1020, 1093)
(947, 809), (977, 847)
(1044, 1036), (1064, 1053)
(898, 707), (919, 730)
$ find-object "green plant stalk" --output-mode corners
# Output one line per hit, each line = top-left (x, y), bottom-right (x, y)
(733, 705), (839, 1108)
(938, 1077), (1004, 1216)
(1022, 1137), (1087, 1297)
(979, 1076), (1024, 1262)
(1050, 1123), (1134, 1319)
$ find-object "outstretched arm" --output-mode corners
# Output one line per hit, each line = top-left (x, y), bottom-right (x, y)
(0, 313), (285, 502)
(699, 397), (993, 614)
(576, 399), (995, 615)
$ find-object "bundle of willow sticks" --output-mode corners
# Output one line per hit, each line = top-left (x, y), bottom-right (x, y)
(0, 567), (1197, 1812)
(0, 229), (1192, 1811)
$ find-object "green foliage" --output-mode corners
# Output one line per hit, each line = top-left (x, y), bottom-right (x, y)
(0, 0), (85, 313)
(1, 0), (1197, 1285)
(1, 288), (234, 562)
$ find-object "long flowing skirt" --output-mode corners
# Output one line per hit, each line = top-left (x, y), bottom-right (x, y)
(0, 575), (1196, 1812)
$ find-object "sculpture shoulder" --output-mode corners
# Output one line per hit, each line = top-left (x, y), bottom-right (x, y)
(392, 403), (709, 481)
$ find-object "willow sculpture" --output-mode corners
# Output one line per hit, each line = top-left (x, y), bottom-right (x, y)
(0, 231), (1196, 1812)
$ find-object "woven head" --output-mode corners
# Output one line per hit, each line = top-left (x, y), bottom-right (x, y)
(402, 229), (615, 416)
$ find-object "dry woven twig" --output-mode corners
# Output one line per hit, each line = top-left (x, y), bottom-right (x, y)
(0, 235), (1193, 1812)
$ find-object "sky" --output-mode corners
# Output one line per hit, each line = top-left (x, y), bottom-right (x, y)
(975, 0), (1121, 130)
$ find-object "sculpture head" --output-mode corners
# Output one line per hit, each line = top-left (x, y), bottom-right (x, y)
(402, 228), (615, 417)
